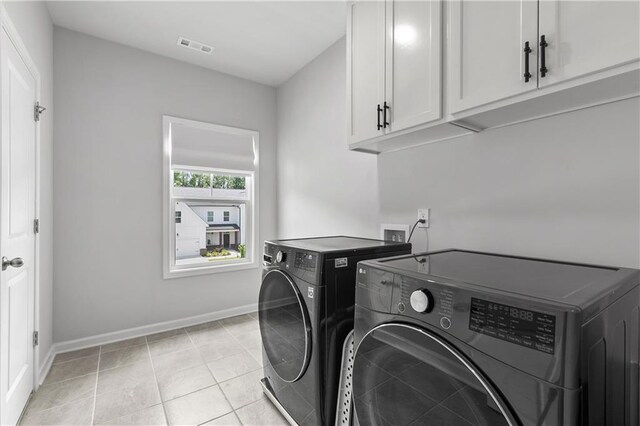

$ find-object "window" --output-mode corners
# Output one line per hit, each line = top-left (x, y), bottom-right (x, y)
(163, 116), (258, 278)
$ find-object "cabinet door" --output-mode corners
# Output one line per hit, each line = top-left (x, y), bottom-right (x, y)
(385, 0), (442, 132)
(448, 0), (539, 113)
(538, 1), (640, 87)
(347, 1), (387, 144)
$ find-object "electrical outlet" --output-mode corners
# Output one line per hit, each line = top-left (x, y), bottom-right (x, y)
(418, 209), (430, 228)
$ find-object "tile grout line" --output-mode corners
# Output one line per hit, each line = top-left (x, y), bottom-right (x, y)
(93, 343), (150, 375)
(155, 367), (262, 405)
(185, 324), (240, 424)
(51, 352), (99, 367)
(89, 345), (101, 425)
(18, 350), (101, 423)
(219, 316), (262, 364)
(211, 316), (264, 424)
(221, 318), (265, 396)
(32, 369), (98, 395)
(219, 321), (261, 365)
(92, 339), (161, 425)
(145, 336), (171, 426)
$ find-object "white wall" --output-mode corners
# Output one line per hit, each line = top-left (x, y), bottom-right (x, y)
(53, 28), (277, 342)
(2, 2), (54, 372)
(379, 98), (640, 268)
(276, 38), (380, 239)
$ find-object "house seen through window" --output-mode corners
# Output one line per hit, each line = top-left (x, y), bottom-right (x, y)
(172, 171), (249, 265)
(164, 116), (258, 278)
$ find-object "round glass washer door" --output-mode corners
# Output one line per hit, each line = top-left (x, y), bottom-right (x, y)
(353, 323), (518, 426)
(258, 269), (311, 383)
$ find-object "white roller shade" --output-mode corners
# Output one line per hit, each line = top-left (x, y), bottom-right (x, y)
(171, 123), (256, 171)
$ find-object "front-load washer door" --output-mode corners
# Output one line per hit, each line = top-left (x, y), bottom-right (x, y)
(259, 269), (312, 383)
(353, 323), (518, 426)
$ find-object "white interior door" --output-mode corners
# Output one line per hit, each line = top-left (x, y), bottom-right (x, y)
(448, 0), (539, 113)
(538, 0), (640, 87)
(347, 0), (386, 144)
(0, 27), (37, 426)
(386, 0), (442, 132)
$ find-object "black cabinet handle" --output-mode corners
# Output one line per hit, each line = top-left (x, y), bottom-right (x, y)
(540, 35), (548, 78)
(377, 104), (382, 130)
(383, 101), (390, 128)
(523, 41), (532, 82)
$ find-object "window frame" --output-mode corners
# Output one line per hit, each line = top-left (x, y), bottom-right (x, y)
(207, 211), (214, 222)
(163, 115), (259, 279)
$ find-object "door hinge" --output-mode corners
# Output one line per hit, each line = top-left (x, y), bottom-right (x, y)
(33, 331), (39, 346)
(34, 219), (39, 234)
(34, 102), (46, 122)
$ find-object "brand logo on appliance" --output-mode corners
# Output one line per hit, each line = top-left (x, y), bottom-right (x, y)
(308, 287), (314, 299)
(335, 258), (348, 268)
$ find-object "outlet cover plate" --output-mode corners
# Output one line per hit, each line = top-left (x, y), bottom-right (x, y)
(418, 209), (430, 228)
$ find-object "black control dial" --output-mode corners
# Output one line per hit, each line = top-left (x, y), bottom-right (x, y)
(275, 251), (286, 263)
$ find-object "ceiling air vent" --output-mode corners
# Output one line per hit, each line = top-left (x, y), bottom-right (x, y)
(177, 36), (214, 55)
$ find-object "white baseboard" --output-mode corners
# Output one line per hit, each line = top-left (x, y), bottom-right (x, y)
(53, 303), (258, 355)
(38, 346), (55, 386)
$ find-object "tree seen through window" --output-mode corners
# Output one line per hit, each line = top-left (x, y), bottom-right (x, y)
(174, 171), (245, 189)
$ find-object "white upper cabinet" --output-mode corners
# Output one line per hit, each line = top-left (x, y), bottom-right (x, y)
(448, 0), (539, 113)
(348, 0), (639, 153)
(385, 0), (442, 133)
(538, 0), (640, 87)
(347, 0), (443, 145)
(347, 1), (387, 144)
(449, 0), (640, 115)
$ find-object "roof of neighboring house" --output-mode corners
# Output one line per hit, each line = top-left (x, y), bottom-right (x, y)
(178, 202), (209, 227)
(207, 224), (240, 232)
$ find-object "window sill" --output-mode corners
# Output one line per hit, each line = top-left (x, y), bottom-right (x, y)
(164, 259), (258, 280)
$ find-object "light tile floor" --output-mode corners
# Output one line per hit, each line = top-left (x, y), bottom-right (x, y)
(19, 313), (289, 426)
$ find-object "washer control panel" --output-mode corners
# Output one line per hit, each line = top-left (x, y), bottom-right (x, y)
(358, 264), (560, 357)
(356, 261), (564, 382)
(395, 275), (454, 331)
(469, 298), (556, 354)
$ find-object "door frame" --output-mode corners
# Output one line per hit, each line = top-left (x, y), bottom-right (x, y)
(0, 4), (43, 396)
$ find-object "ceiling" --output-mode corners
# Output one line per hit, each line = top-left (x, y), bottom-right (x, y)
(46, 1), (347, 87)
